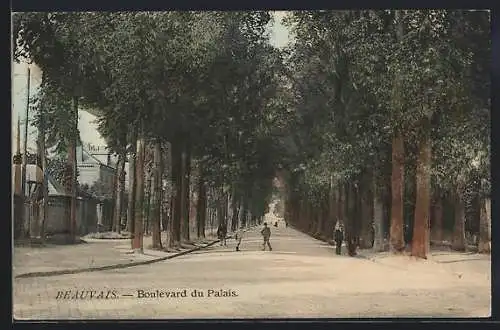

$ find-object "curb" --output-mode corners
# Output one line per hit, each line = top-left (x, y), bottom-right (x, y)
(15, 239), (221, 279)
(15, 226), (259, 279)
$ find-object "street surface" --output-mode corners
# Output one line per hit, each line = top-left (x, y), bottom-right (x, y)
(13, 212), (491, 319)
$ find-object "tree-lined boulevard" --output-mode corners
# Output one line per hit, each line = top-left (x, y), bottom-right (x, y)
(14, 211), (490, 318)
(12, 10), (491, 319)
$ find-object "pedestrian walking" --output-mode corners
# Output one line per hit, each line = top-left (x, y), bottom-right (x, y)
(235, 227), (244, 251)
(334, 222), (344, 255)
(261, 222), (272, 251)
(217, 223), (227, 246)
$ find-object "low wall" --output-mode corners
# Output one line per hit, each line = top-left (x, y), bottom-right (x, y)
(44, 196), (99, 236)
(14, 195), (106, 239)
(13, 195), (25, 239)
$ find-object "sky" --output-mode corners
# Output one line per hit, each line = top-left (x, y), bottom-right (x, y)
(269, 11), (292, 49)
(11, 11), (292, 154)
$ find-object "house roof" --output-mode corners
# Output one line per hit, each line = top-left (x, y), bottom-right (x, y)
(12, 164), (68, 196)
(78, 145), (116, 170)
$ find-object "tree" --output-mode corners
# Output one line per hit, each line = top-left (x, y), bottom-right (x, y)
(15, 12), (113, 243)
(281, 9), (490, 259)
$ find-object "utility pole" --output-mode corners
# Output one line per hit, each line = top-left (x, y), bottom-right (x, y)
(21, 65), (31, 198)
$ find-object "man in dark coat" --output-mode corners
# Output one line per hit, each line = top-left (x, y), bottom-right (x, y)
(334, 222), (344, 255)
(261, 222), (272, 251)
(217, 223), (227, 246)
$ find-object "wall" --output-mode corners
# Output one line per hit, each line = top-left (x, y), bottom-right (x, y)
(13, 195), (25, 239)
(78, 163), (115, 197)
(14, 195), (104, 239)
(78, 163), (101, 186)
(99, 165), (116, 196)
(44, 196), (99, 236)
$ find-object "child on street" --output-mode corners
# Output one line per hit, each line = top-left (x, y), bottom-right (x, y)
(235, 227), (244, 251)
(261, 222), (272, 251)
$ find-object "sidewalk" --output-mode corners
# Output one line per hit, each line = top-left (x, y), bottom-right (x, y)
(13, 227), (253, 278)
(353, 248), (491, 286)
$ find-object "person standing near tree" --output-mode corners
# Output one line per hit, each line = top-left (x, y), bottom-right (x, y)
(261, 222), (272, 251)
(235, 226), (244, 251)
(217, 222), (227, 246)
(334, 222), (344, 255)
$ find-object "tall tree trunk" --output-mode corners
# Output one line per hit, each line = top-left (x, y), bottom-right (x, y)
(372, 176), (385, 251)
(240, 197), (248, 228)
(353, 183), (362, 249)
(144, 174), (152, 235)
(298, 199), (304, 229)
(110, 158), (118, 232)
(168, 194), (174, 233)
(230, 192), (240, 232)
(320, 197), (328, 237)
(308, 201), (314, 232)
(317, 201), (324, 236)
(478, 196), (491, 253)
(180, 143), (191, 243)
(329, 183), (338, 240)
(169, 141), (182, 248)
(224, 191), (230, 226)
(160, 176), (169, 233)
(161, 191), (169, 232)
(119, 157), (126, 232)
(301, 199), (307, 230)
(132, 125), (145, 252)
(359, 178), (373, 249)
(390, 10), (406, 253)
(337, 185), (344, 227)
(151, 141), (163, 249)
(217, 186), (225, 227)
(452, 189), (466, 251)
(127, 129), (137, 242)
(196, 170), (207, 239)
(208, 194), (215, 235)
(315, 196), (324, 236)
(67, 145), (76, 240)
(67, 96), (78, 243)
(345, 183), (357, 256)
(189, 163), (198, 238)
(310, 202), (317, 235)
(113, 153), (125, 233)
(39, 112), (48, 243)
(285, 186), (291, 225)
(431, 188), (444, 243)
(184, 144), (192, 240)
(411, 124), (431, 259)
(390, 131), (405, 253)
(301, 199), (306, 229)
(36, 108), (46, 240)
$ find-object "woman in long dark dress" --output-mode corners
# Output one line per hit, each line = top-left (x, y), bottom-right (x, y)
(334, 222), (344, 255)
